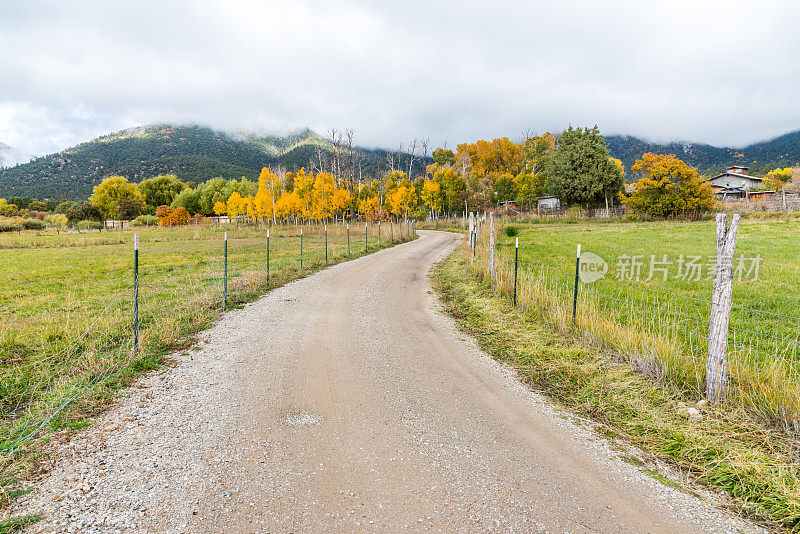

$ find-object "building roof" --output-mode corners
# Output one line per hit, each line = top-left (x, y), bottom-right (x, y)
(715, 186), (747, 193)
(705, 171), (762, 182)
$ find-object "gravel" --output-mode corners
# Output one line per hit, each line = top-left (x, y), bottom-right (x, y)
(9, 231), (765, 533)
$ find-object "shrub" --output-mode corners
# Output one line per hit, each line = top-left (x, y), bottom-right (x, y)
(76, 220), (103, 230)
(168, 206), (191, 225)
(0, 218), (46, 232)
(131, 215), (159, 227)
(567, 206), (587, 218)
(0, 219), (21, 233)
(20, 219), (46, 230)
(504, 225), (519, 237)
(155, 205), (172, 226)
(45, 213), (68, 228)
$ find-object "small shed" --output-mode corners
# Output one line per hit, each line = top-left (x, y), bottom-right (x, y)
(537, 196), (561, 209)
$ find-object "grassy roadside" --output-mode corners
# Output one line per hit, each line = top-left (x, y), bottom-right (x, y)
(0, 226), (417, 525)
(433, 250), (800, 532)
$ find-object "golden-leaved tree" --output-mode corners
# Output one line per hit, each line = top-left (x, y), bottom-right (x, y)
(420, 180), (442, 215)
(226, 191), (245, 220)
(389, 185), (417, 219)
(762, 167), (794, 191)
(90, 176), (143, 219)
(623, 153), (717, 218)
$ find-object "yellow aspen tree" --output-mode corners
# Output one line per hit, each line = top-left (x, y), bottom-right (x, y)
(421, 180), (442, 215)
(331, 188), (352, 219)
(311, 172), (336, 221)
(227, 191), (244, 220)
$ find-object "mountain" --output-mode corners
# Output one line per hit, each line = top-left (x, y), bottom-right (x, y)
(4, 124), (800, 200)
(605, 130), (800, 177)
(0, 126), (422, 200)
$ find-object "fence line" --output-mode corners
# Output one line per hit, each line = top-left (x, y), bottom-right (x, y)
(467, 215), (800, 437)
(0, 221), (416, 469)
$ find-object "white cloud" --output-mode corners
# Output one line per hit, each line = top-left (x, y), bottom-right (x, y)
(1, 0), (799, 163)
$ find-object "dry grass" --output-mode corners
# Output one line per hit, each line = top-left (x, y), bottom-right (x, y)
(0, 220), (415, 500)
(434, 250), (800, 531)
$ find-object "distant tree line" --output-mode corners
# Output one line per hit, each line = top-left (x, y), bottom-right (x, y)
(4, 125), (798, 226)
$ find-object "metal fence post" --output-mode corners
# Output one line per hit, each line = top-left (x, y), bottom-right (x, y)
(513, 237), (519, 306)
(325, 224), (328, 264)
(300, 227), (304, 270)
(133, 233), (139, 353)
(347, 222), (350, 256)
(266, 228), (270, 285)
(224, 232), (228, 310)
(365, 222), (368, 252)
(572, 244), (581, 324)
(378, 221), (381, 247)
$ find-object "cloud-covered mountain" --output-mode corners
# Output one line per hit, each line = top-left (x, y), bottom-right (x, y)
(605, 130), (800, 177)
(0, 125), (422, 200)
(2, 124), (800, 200)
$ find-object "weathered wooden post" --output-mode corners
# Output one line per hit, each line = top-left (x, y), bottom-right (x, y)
(471, 212), (477, 259)
(468, 212), (475, 257)
(489, 212), (496, 287)
(706, 213), (740, 402)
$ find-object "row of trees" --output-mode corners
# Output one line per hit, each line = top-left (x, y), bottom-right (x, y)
(77, 127), (719, 223)
(17, 126), (796, 226)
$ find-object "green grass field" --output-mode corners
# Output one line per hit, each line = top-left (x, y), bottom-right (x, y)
(467, 216), (800, 433)
(498, 218), (800, 316)
(0, 220), (413, 490)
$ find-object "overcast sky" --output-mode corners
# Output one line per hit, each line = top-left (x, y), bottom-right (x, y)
(1, 0), (799, 165)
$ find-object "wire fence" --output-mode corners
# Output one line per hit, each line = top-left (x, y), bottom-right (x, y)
(0, 220), (416, 473)
(468, 215), (800, 437)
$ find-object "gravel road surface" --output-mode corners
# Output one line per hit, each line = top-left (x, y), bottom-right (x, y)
(11, 230), (762, 533)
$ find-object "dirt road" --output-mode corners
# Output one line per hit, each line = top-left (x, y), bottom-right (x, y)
(14, 230), (760, 533)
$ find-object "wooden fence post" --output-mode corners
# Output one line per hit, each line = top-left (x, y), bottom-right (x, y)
(706, 213), (740, 402)
(489, 212), (495, 287)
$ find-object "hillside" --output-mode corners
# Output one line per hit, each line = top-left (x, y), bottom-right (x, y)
(0, 126), (419, 200)
(606, 130), (800, 177)
(4, 124), (800, 200)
